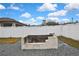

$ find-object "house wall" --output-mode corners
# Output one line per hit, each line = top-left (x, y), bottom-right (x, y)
(0, 23), (79, 40)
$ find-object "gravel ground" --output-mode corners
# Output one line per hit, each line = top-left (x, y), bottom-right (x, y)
(0, 40), (79, 56)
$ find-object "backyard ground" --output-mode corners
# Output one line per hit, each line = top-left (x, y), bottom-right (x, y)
(58, 36), (79, 48)
(0, 38), (17, 44)
(0, 39), (79, 56)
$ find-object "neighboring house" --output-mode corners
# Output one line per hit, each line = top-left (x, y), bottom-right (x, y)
(0, 18), (27, 27)
(42, 20), (59, 26)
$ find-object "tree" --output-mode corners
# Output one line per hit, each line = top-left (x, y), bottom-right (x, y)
(46, 21), (59, 26)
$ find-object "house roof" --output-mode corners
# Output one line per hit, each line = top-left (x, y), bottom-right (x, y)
(0, 18), (27, 26)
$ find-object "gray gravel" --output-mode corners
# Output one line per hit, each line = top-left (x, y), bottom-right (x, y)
(0, 40), (79, 56)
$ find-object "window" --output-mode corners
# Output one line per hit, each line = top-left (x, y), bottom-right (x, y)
(2, 23), (12, 27)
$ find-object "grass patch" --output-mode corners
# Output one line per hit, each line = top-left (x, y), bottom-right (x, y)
(0, 38), (19, 44)
(58, 36), (79, 48)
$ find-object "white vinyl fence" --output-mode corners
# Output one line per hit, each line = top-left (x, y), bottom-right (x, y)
(0, 23), (79, 40)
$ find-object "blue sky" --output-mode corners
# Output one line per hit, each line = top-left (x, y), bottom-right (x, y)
(0, 3), (79, 25)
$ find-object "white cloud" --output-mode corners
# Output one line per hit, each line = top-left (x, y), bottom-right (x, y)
(48, 10), (67, 17)
(20, 12), (32, 18)
(76, 14), (79, 16)
(0, 4), (6, 10)
(64, 3), (79, 10)
(36, 16), (45, 20)
(18, 20), (24, 23)
(47, 17), (60, 23)
(10, 6), (20, 10)
(19, 18), (38, 25)
(62, 19), (70, 23)
(28, 18), (38, 25)
(8, 4), (20, 10)
(37, 3), (57, 12)
(30, 18), (36, 23)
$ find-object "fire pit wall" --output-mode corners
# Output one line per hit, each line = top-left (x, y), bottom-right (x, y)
(21, 35), (58, 49)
